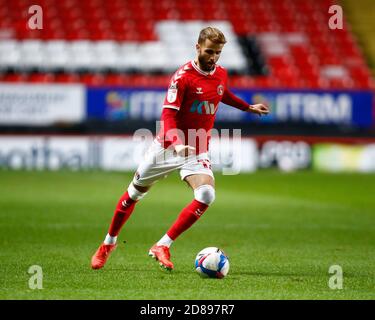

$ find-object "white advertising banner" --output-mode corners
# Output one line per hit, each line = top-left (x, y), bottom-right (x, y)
(0, 84), (85, 125)
(0, 136), (44, 169)
(209, 137), (258, 174)
(313, 143), (375, 172)
(0, 136), (97, 170)
(0, 135), (258, 173)
(99, 136), (258, 173)
(42, 137), (99, 170)
(101, 136), (152, 171)
(258, 140), (312, 171)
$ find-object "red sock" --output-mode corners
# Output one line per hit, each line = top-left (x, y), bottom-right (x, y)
(108, 191), (137, 237)
(166, 199), (209, 240)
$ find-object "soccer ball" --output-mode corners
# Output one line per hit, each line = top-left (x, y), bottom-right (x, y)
(195, 247), (230, 279)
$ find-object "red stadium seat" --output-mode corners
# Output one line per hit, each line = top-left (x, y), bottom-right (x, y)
(80, 73), (105, 86)
(227, 76), (254, 88)
(55, 73), (80, 83)
(105, 73), (128, 86)
(28, 73), (55, 83)
(253, 76), (280, 88)
(327, 78), (354, 89)
(1, 73), (27, 82)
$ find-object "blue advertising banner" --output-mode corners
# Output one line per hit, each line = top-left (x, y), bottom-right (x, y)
(86, 87), (374, 128)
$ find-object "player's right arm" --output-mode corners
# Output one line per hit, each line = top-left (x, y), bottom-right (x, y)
(161, 109), (196, 157)
(160, 67), (196, 157)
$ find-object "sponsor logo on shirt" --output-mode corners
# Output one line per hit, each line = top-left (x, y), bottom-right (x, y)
(190, 100), (217, 115)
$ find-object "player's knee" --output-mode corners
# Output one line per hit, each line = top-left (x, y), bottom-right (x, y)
(128, 182), (148, 201)
(194, 184), (215, 206)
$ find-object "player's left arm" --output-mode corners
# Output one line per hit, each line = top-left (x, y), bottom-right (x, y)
(221, 88), (269, 116)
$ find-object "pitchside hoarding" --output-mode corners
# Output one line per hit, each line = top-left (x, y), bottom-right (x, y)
(86, 88), (374, 128)
(0, 84), (86, 125)
(313, 143), (375, 172)
(0, 135), (257, 173)
(0, 136), (100, 170)
(2, 135), (375, 172)
(0, 85), (372, 127)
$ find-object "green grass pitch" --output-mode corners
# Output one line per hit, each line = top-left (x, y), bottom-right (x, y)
(1, 170), (374, 300)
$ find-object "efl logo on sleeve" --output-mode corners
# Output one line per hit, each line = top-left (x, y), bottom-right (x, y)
(167, 83), (178, 103)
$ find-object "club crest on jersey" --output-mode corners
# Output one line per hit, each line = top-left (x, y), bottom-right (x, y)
(167, 83), (178, 103)
(217, 84), (224, 95)
(196, 87), (203, 94)
(190, 100), (217, 115)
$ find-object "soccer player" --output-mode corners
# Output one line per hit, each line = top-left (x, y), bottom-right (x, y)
(91, 27), (269, 270)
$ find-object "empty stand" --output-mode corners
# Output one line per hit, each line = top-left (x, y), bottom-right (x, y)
(0, 0), (373, 89)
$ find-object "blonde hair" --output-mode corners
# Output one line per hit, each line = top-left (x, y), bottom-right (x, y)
(198, 27), (227, 45)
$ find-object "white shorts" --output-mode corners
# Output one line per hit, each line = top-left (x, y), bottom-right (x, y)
(132, 140), (214, 187)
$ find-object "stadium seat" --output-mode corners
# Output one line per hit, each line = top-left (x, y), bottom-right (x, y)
(54, 72), (80, 83)
(28, 72), (55, 83)
(1, 72), (27, 82)
(0, 0), (372, 89)
(80, 73), (105, 85)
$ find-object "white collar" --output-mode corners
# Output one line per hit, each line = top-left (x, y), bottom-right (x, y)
(191, 60), (217, 76)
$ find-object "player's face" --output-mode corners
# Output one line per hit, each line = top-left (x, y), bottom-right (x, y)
(196, 39), (224, 72)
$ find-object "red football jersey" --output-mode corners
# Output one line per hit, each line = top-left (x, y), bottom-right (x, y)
(157, 60), (228, 154)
